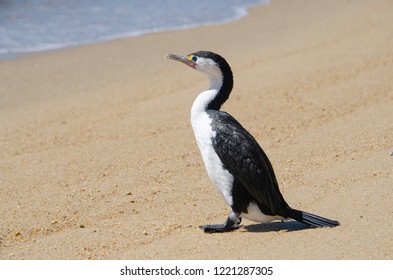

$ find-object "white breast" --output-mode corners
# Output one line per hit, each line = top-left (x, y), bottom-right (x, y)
(191, 90), (234, 207)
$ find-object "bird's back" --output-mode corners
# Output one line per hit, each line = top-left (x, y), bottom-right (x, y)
(208, 110), (290, 217)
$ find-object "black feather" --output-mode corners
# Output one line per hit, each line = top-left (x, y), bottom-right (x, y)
(208, 110), (339, 228)
(288, 209), (339, 227)
(208, 110), (289, 217)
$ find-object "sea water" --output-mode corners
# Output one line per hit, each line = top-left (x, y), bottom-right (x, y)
(0, 0), (269, 60)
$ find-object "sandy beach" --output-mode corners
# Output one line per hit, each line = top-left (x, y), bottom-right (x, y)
(1, 0), (392, 259)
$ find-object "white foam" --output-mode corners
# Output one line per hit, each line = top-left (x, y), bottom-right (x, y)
(0, 0), (270, 60)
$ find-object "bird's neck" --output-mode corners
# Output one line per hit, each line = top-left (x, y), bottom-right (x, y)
(192, 68), (233, 116)
(191, 88), (219, 121)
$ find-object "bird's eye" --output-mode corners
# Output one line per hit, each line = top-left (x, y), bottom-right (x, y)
(187, 55), (198, 62)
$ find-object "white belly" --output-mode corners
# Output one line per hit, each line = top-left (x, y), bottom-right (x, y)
(241, 202), (284, 223)
(191, 111), (234, 207)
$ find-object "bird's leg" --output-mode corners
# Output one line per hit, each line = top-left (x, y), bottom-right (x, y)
(200, 211), (241, 233)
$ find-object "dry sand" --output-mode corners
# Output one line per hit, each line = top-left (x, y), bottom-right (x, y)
(0, 0), (392, 259)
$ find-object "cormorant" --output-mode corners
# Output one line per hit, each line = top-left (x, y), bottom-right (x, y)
(166, 51), (339, 233)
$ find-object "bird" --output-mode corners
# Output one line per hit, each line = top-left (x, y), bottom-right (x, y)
(166, 50), (339, 233)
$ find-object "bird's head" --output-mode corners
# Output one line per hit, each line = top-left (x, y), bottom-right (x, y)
(166, 51), (233, 110)
(166, 50), (232, 91)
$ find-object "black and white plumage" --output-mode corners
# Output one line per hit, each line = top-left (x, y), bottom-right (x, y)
(166, 51), (339, 233)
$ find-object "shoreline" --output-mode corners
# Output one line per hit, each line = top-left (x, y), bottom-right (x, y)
(0, 0), (268, 62)
(1, 0), (393, 260)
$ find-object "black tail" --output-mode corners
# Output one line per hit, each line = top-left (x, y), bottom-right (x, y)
(287, 208), (339, 228)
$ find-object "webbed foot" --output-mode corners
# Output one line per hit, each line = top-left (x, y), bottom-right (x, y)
(199, 212), (241, 233)
(199, 223), (240, 233)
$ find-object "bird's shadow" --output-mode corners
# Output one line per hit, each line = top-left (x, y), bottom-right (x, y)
(242, 221), (310, 233)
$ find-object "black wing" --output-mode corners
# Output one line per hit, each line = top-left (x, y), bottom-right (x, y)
(209, 111), (289, 216)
